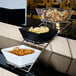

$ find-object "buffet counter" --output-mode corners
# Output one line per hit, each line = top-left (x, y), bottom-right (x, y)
(0, 22), (68, 76)
(0, 22), (22, 42)
(0, 18), (76, 76)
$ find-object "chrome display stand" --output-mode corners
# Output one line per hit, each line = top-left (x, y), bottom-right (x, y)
(6, 19), (75, 74)
(7, 7), (74, 73)
(20, 38), (52, 72)
(19, 20), (74, 73)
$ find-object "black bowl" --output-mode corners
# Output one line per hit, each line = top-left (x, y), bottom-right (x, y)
(19, 26), (57, 44)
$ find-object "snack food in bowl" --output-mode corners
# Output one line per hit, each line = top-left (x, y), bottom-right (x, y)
(1, 45), (41, 67)
(9, 47), (35, 56)
(36, 8), (73, 23)
(28, 26), (49, 34)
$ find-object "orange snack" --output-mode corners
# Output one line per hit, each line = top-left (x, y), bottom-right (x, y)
(9, 47), (34, 56)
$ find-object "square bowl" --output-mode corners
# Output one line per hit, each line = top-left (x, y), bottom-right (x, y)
(1, 45), (41, 68)
(36, 8), (73, 23)
(19, 25), (57, 44)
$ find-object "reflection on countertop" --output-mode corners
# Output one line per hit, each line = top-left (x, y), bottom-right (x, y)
(58, 20), (76, 40)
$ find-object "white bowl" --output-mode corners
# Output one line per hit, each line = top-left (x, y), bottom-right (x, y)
(1, 45), (41, 68)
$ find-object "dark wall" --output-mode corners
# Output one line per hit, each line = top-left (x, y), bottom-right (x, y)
(0, 7), (25, 25)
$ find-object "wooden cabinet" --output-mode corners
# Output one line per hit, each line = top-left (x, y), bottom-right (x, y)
(0, 68), (17, 76)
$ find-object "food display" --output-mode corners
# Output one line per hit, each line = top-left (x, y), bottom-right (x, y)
(40, 9), (69, 22)
(9, 47), (34, 56)
(36, 8), (72, 23)
(19, 25), (57, 44)
(28, 26), (49, 34)
(1, 45), (41, 68)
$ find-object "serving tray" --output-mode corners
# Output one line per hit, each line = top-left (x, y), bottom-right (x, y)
(36, 8), (73, 23)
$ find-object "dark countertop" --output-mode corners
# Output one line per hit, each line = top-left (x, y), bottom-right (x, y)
(0, 51), (69, 76)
